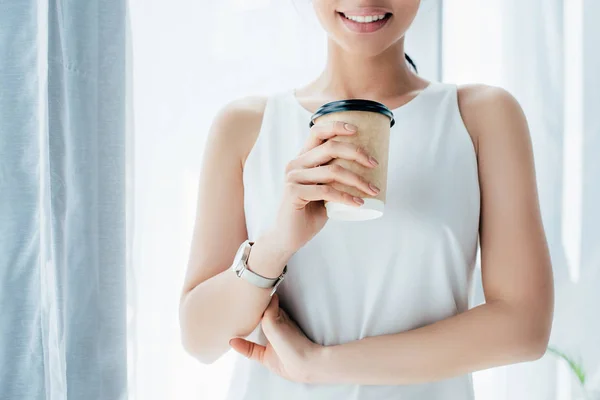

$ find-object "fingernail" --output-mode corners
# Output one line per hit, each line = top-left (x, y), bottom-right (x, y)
(353, 197), (364, 205)
(369, 156), (379, 166)
(344, 123), (357, 132)
(369, 183), (380, 194)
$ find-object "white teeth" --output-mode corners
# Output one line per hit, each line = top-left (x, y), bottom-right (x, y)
(343, 13), (387, 23)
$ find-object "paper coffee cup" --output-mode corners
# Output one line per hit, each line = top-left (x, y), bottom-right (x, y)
(310, 99), (394, 221)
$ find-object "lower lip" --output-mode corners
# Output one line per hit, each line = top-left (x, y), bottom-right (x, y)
(338, 13), (391, 33)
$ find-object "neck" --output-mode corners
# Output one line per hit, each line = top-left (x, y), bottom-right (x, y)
(314, 38), (419, 100)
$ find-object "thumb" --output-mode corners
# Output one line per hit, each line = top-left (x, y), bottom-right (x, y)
(229, 338), (265, 362)
(263, 293), (280, 320)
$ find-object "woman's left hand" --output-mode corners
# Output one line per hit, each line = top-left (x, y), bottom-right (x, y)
(229, 294), (322, 384)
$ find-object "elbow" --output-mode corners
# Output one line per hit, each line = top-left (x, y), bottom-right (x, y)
(503, 285), (554, 362)
(180, 332), (221, 365)
(179, 295), (223, 365)
(516, 321), (552, 362)
(520, 332), (550, 361)
(180, 318), (224, 365)
(521, 302), (554, 362)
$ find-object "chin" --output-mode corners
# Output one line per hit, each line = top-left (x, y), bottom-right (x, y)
(340, 41), (392, 57)
(330, 34), (395, 57)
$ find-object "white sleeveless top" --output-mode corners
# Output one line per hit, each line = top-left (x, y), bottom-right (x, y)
(227, 81), (480, 400)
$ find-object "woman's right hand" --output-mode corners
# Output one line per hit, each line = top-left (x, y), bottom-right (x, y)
(271, 120), (381, 254)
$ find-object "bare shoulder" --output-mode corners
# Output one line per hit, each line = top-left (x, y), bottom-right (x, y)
(213, 96), (268, 128)
(207, 96), (268, 166)
(456, 84), (528, 155)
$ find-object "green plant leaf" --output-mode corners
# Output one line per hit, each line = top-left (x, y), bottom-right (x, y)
(547, 346), (586, 386)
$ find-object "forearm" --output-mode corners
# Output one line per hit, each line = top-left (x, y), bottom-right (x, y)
(313, 301), (549, 385)
(180, 230), (292, 364)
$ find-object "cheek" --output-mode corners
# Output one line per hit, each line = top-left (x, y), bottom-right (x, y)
(392, 0), (421, 26)
(312, 1), (337, 30)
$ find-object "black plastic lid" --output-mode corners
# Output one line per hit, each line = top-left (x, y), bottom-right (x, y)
(309, 99), (395, 128)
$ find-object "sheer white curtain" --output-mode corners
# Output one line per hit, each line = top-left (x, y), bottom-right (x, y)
(128, 1), (600, 399)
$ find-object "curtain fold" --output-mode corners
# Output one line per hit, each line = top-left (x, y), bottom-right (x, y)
(0, 1), (128, 399)
(0, 2), (46, 398)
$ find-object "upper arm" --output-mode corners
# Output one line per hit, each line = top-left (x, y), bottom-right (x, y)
(181, 96), (267, 295)
(458, 84), (554, 330)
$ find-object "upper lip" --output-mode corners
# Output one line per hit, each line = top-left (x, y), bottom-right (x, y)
(339, 7), (392, 17)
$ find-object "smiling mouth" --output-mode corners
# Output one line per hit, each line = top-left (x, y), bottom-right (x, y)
(337, 11), (392, 33)
(338, 12), (392, 23)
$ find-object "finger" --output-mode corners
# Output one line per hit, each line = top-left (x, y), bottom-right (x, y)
(289, 140), (378, 172)
(295, 140), (377, 170)
(229, 338), (266, 362)
(263, 293), (280, 320)
(300, 121), (358, 154)
(288, 164), (378, 197)
(292, 183), (365, 207)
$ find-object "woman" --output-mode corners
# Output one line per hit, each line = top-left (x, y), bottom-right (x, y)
(179, 1), (554, 399)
